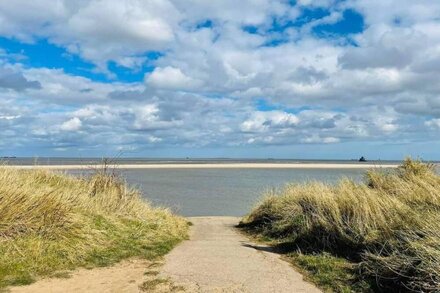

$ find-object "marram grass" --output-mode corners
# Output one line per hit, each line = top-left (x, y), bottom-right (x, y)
(240, 159), (440, 292)
(0, 167), (188, 288)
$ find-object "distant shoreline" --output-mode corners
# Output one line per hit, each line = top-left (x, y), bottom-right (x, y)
(6, 163), (400, 169)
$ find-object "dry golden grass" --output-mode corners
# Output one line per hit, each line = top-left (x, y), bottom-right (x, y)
(240, 159), (440, 292)
(0, 167), (188, 288)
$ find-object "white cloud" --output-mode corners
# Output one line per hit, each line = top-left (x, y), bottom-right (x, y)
(146, 66), (202, 90)
(241, 111), (299, 133)
(60, 117), (82, 131)
(133, 104), (182, 130)
(60, 0), (178, 70)
(301, 135), (340, 144)
(0, 0), (65, 42)
(425, 119), (440, 129)
(0, 115), (20, 120)
(377, 121), (398, 133)
(1, 0), (440, 155)
(0, 0), (180, 72)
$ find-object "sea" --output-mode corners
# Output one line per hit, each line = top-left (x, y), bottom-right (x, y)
(2, 157), (422, 217)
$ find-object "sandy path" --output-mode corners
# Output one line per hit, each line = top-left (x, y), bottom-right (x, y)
(9, 217), (321, 293)
(160, 217), (321, 293)
(9, 259), (158, 293)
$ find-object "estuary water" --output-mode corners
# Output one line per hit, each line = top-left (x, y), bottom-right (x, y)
(5, 157), (406, 216)
(73, 168), (366, 216)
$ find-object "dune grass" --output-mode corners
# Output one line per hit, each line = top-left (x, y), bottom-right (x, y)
(239, 159), (440, 292)
(0, 167), (189, 288)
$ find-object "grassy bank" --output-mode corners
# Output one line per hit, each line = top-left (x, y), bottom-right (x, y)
(0, 167), (189, 288)
(240, 159), (440, 292)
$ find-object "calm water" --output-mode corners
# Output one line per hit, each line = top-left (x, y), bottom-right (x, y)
(3, 157), (402, 166)
(9, 157), (438, 216)
(70, 168), (366, 217)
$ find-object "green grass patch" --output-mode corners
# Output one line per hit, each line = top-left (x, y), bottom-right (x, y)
(288, 252), (373, 293)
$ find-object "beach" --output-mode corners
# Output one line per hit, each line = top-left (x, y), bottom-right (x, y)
(7, 162), (400, 170)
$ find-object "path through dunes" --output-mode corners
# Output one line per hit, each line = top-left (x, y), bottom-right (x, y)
(160, 217), (321, 293)
(9, 217), (321, 292)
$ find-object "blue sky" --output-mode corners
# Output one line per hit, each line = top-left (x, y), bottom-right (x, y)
(1, 0), (440, 159)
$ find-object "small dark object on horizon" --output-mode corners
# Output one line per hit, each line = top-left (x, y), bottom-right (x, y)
(359, 156), (367, 162)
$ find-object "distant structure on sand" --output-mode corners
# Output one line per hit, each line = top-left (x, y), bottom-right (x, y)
(359, 156), (367, 162)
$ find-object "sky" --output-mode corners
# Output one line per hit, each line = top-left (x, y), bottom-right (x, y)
(0, 0), (440, 160)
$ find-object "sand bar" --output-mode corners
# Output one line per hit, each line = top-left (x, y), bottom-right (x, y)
(6, 163), (399, 170)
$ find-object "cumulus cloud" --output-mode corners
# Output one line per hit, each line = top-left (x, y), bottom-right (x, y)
(60, 117), (82, 131)
(0, 0), (180, 71)
(133, 104), (183, 130)
(146, 66), (203, 90)
(0, 0), (440, 157)
(241, 111), (299, 133)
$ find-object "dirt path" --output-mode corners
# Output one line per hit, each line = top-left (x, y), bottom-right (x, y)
(9, 259), (160, 293)
(9, 217), (321, 293)
(159, 217), (321, 293)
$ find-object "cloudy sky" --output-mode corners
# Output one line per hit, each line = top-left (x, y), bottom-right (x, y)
(1, 0), (440, 159)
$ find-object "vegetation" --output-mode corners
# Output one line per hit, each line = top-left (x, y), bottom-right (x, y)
(287, 252), (373, 292)
(240, 159), (440, 292)
(0, 167), (188, 288)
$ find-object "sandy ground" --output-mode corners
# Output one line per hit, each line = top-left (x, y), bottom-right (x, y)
(7, 163), (398, 169)
(9, 259), (162, 293)
(8, 217), (321, 293)
(160, 217), (321, 293)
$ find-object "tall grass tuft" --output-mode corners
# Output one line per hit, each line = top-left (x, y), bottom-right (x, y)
(240, 159), (440, 292)
(0, 167), (188, 288)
